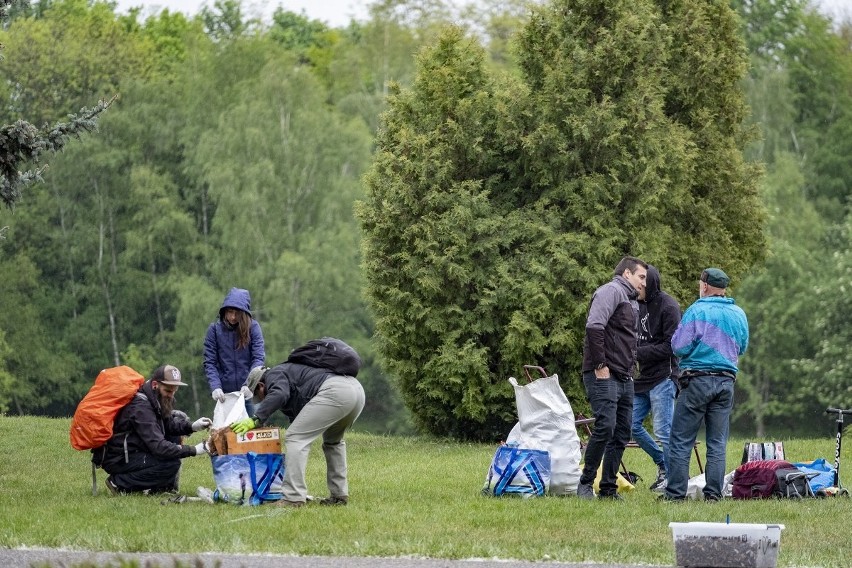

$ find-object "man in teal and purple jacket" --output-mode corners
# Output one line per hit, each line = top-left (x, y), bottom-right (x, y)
(661, 267), (749, 501)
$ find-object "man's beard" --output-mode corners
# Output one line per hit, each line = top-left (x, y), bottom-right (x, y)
(158, 389), (175, 415)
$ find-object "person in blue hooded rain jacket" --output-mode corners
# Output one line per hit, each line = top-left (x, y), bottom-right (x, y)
(203, 288), (266, 414)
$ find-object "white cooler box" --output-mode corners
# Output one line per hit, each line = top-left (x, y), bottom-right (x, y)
(669, 522), (784, 568)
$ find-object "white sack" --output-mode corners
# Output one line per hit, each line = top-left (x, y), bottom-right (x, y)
(506, 373), (582, 495)
(212, 392), (249, 429)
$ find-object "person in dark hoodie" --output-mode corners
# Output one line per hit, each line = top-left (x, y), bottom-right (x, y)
(100, 365), (212, 494)
(577, 256), (647, 500)
(203, 287), (266, 414)
(231, 340), (365, 508)
(633, 265), (681, 493)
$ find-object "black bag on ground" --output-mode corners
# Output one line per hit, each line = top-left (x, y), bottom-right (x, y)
(732, 459), (804, 499)
(774, 467), (814, 498)
(287, 337), (362, 377)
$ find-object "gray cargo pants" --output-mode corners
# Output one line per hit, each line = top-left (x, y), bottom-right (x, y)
(283, 375), (366, 502)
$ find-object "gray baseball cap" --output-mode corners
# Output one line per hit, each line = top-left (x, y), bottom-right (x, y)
(153, 364), (188, 386)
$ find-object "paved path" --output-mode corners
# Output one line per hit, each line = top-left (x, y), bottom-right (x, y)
(0, 548), (667, 568)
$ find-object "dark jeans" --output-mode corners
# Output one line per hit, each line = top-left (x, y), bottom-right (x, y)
(579, 371), (634, 495)
(664, 375), (734, 500)
(105, 452), (182, 493)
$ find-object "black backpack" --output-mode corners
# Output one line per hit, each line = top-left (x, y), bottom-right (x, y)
(774, 467), (814, 498)
(287, 337), (362, 377)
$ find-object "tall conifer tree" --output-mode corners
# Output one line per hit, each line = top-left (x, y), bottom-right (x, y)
(360, 0), (765, 439)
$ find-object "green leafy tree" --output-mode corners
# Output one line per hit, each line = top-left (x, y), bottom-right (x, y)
(729, 0), (852, 435)
(138, 8), (206, 78)
(797, 216), (852, 413)
(0, 0), (152, 210)
(0, 328), (13, 414)
(200, 0), (257, 42)
(0, 0), (139, 125)
(268, 9), (338, 70)
(735, 153), (825, 436)
(0, 0), (206, 411)
(733, 0), (852, 220)
(157, 275), (222, 417)
(0, 253), (84, 414)
(656, 0), (766, 295)
(326, 0), (470, 133)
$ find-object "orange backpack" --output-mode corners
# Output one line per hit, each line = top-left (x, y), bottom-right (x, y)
(70, 366), (145, 451)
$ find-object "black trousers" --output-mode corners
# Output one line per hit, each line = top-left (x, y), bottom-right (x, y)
(105, 452), (181, 493)
(579, 371), (634, 495)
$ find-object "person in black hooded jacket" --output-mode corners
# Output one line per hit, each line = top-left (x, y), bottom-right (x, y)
(233, 346), (366, 508)
(633, 265), (681, 492)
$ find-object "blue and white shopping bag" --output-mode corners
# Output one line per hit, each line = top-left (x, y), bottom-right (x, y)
(211, 451), (284, 505)
(482, 444), (551, 497)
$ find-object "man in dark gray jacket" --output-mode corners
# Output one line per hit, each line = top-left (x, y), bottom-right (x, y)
(578, 256), (647, 500)
(233, 341), (365, 508)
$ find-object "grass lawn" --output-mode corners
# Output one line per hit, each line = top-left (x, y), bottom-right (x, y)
(1, 415), (850, 567)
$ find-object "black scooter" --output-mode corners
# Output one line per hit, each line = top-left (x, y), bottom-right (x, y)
(820, 407), (852, 497)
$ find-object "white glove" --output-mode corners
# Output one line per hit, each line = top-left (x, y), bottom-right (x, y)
(194, 441), (208, 456)
(192, 417), (212, 432)
(240, 385), (253, 399)
(211, 388), (225, 402)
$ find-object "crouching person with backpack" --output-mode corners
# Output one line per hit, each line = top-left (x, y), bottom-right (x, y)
(97, 364), (212, 494)
(232, 341), (365, 508)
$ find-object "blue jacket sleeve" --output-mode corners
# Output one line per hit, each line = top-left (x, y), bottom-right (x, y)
(203, 323), (222, 391)
(250, 320), (266, 372)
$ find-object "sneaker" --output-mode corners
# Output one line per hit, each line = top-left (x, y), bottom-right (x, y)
(649, 466), (667, 492)
(160, 493), (188, 505)
(104, 477), (121, 496)
(319, 495), (348, 506)
(704, 493), (722, 502)
(598, 492), (624, 501)
(576, 483), (596, 500)
(657, 494), (685, 502)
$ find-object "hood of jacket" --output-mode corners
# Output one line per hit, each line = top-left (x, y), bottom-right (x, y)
(219, 287), (252, 319)
(643, 265), (661, 303)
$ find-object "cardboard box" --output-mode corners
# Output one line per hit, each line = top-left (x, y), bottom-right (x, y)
(210, 427), (281, 455)
(670, 522), (784, 568)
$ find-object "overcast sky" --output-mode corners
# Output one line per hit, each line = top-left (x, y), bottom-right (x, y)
(113, 0), (851, 28)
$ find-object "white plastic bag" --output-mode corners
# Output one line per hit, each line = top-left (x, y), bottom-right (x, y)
(506, 370), (582, 495)
(686, 473), (706, 500)
(723, 469), (736, 498)
(212, 392), (249, 429)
